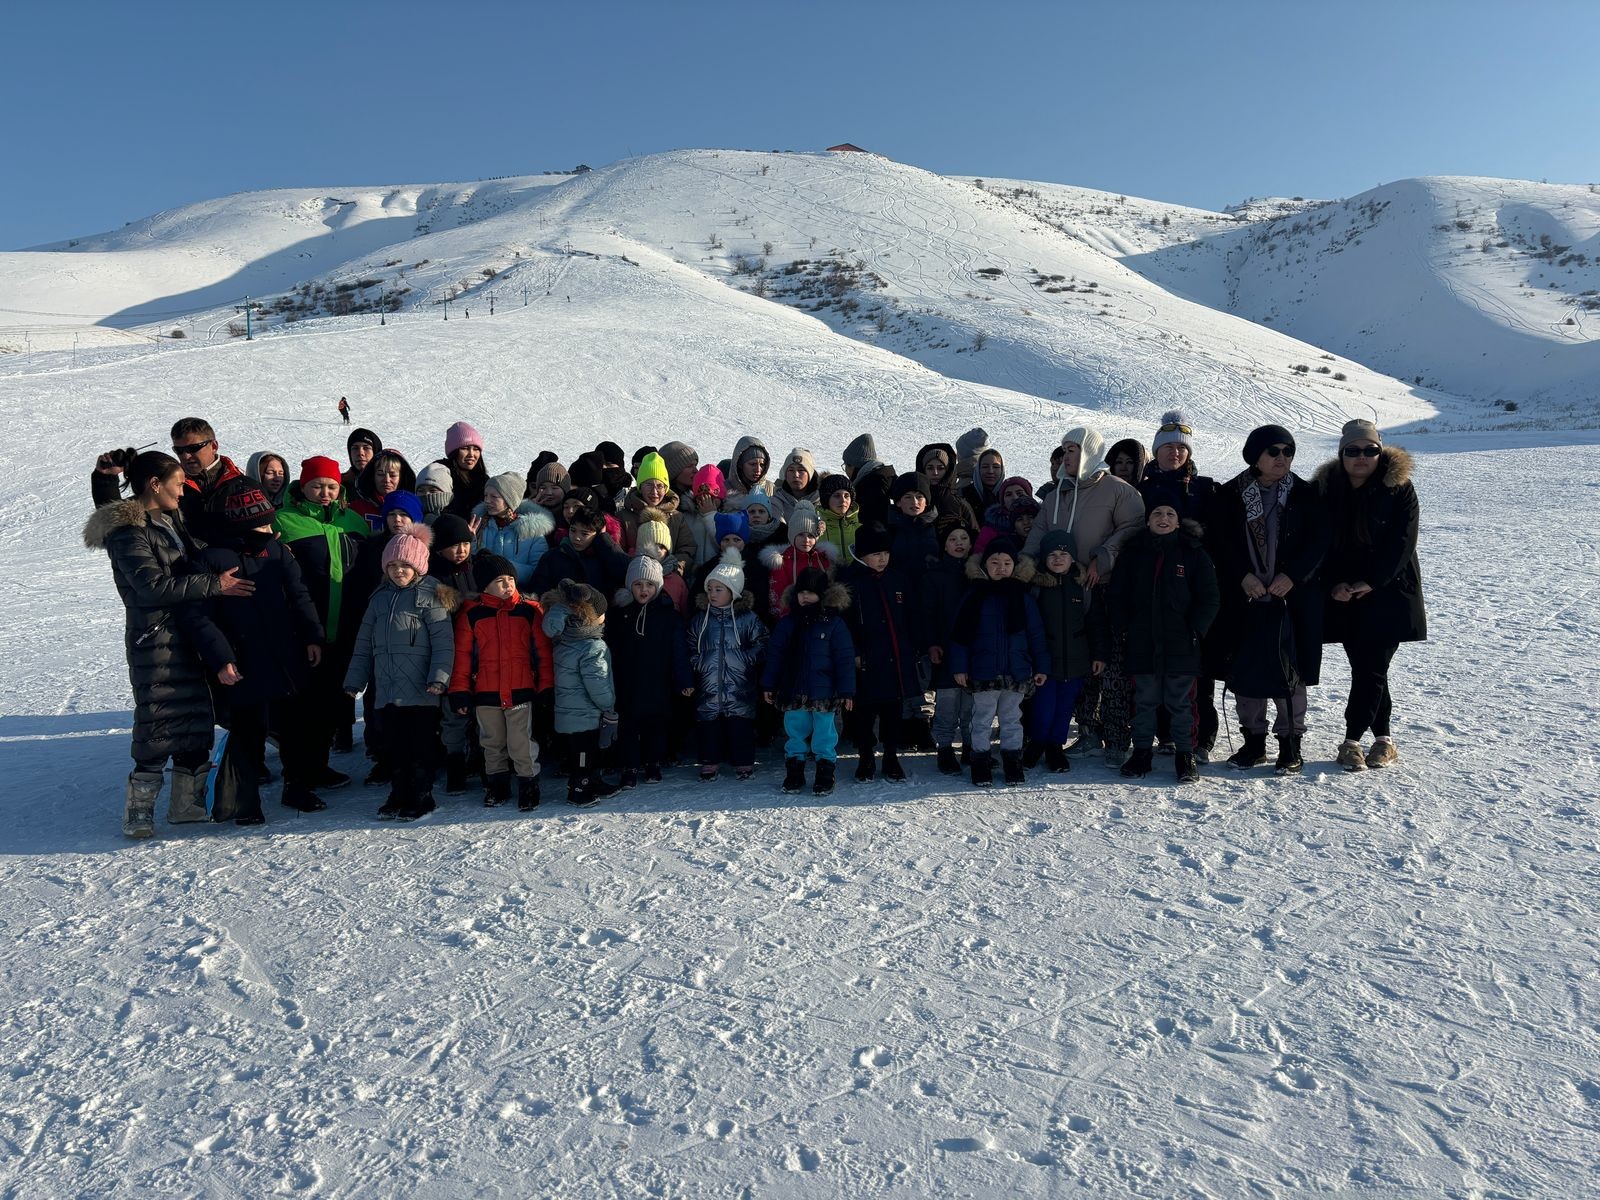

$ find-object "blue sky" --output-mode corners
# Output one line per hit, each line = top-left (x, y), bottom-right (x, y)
(3, 0), (1595, 249)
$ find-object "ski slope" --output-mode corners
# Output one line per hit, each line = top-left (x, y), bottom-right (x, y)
(1, 149), (1598, 1196)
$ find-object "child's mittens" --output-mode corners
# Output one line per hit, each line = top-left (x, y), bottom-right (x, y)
(599, 710), (620, 749)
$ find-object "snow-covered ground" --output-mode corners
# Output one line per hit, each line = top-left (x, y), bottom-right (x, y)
(2, 150), (1598, 1196)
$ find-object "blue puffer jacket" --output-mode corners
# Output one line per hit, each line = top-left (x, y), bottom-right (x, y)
(474, 499), (556, 589)
(948, 575), (1049, 689)
(686, 591), (768, 720)
(541, 584), (616, 734)
(343, 576), (459, 707)
(761, 583), (856, 710)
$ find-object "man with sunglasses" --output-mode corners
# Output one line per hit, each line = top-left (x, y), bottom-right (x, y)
(1208, 423), (1329, 774)
(93, 417), (246, 545)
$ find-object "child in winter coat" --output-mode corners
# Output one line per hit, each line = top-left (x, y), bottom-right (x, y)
(1027, 529), (1106, 773)
(427, 513), (479, 793)
(619, 452), (698, 575)
(475, 471), (555, 589)
(1109, 493), (1221, 783)
(762, 567), (855, 796)
(688, 463), (728, 565)
(541, 580), (618, 807)
(449, 551), (555, 812)
(632, 510), (691, 614)
(839, 523), (920, 782)
(735, 492), (785, 621)
(762, 501), (834, 620)
(415, 461), (455, 522)
(949, 536), (1050, 787)
(817, 474), (862, 562)
(886, 474), (940, 580)
(687, 550), (769, 780)
(605, 555), (694, 786)
(723, 435), (773, 506)
(343, 526), (458, 821)
(921, 521), (977, 775)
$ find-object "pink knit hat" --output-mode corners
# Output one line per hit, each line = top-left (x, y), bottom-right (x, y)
(692, 463), (727, 500)
(444, 421), (484, 456)
(381, 524), (433, 575)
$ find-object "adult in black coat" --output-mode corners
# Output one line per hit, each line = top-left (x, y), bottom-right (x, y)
(83, 452), (254, 836)
(839, 533), (920, 776)
(1314, 422), (1426, 769)
(91, 418), (249, 547)
(1206, 425), (1328, 769)
(605, 579), (693, 774)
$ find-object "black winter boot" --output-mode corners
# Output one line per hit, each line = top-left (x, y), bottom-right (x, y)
(1120, 748), (1155, 778)
(282, 785), (328, 812)
(971, 752), (994, 787)
(783, 757), (807, 794)
(936, 746), (961, 775)
(812, 759), (836, 796)
(517, 775), (541, 811)
(855, 753), (876, 783)
(566, 774), (596, 807)
(1001, 750), (1026, 785)
(1045, 745), (1070, 773)
(484, 772), (512, 807)
(1275, 736), (1304, 774)
(1227, 732), (1268, 769)
(881, 750), (906, 782)
(1175, 752), (1200, 784)
(444, 753), (468, 795)
(960, 743), (972, 766)
(1021, 740), (1046, 769)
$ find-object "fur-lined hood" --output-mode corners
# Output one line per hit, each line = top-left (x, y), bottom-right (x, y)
(759, 541), (839, 571)
(541, 582), (607, 638)
(622, 486), (682, 518)
(379, 574), (461, 615)
(694, 588), (757, 614)
(471, 498), (556, 539)
(84, 499), (166, 549)
(1313, 445), (1413, 492)
(779, 580), (851, 615)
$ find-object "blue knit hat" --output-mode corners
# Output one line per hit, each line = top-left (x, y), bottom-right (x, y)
(714, 511), (750, 545)
(381, 490), (423, 523)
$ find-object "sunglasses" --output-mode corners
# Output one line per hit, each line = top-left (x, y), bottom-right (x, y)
(172, 439), (214, 457)
(1158, 422), (1193, 434)
(1342, 445), (1382, 458)
(1264, 445), (1295, 459)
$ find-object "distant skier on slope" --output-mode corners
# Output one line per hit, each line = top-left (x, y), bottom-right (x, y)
(338, 396), (351, 424)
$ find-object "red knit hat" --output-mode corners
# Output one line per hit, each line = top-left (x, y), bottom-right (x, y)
(300, 455), (343, 485)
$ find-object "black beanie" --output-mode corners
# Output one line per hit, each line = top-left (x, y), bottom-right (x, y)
(431, 513), (473, 549)
(794, 566), (831, 598)
(473, 551), (519, 591)
(569, 451), (606, 488)
(595, 440), (626, 468)
(855, 522), (893, 557)
(981, 535), (1020, 568)
(1242, 424), (1295, 465)
(347, 427), (382, 453)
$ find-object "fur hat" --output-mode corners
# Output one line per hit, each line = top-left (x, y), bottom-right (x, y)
(692, 463), (727, 500)
(854, 522), (893, 557)
(1339, 418), (1381, 451)
(715, 511), (750, 545)
(634, 508), (673, 556)
(1152, 409), (1195, 456)
(219, 479), (276, 531)
(980, 535), (1020, 569)
(444, 421), (483, 456)
(431, 513), (473, 549)
(300, 455), (343, 486)
(556, 578), (607, 620)
(381, 490), (423, 523)
(659, 440), (699, 482)
(415, 461), (455, 497)
(634, 451), (670, 487)
(485, 470), (526, 508)
(625, 553), (665, 590)
(794, 566), (832, 599)
(473, 550), (518, 590)
(788, 501), (822, 541)
(382, 525), (434, 574)
(704, 548), (746, 599)
(1243, 424), (1296, 465)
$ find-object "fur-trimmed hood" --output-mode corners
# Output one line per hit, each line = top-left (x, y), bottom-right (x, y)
(83, 499), (159, 549)
(780, 580), (851, 615)
(472, 497), (557, 539)
(623, 486), (682, 518)
(759, 541), (839, 571)
(541, 582), (607, 638)
(1313, 445), (1413, 492)
(694, 588), (757, 614)
(379, 574), (461, 615)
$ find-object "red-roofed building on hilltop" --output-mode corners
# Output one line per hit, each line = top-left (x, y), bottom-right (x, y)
(826, 143), (869, 154)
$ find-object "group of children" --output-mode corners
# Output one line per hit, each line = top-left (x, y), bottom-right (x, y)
(122, 416), (1230, 826)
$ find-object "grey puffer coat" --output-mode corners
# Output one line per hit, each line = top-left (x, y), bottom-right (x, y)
(686, 591), (768, 720)
(84, 500), (227, 763)
(342, 576), (459, 707)
(541, 583), (616, 734)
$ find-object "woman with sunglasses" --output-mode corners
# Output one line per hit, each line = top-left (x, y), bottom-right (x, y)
(1314, 420), (1426, 771)
(1208, 424), (1329, 774)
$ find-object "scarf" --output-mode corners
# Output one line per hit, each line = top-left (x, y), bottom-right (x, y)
(1235, 469), (1293, 580)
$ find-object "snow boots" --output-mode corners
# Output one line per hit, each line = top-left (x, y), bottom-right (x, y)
(1275, 737), (1304, 775)
(1045, 745), (1070, 773)
(1366, 738), (1398, 769)
(1120, 748), (1155, 778)
(166, 764), (210, 824)
(1001, 750), (1026, 786)
(1175, 752), (1200, 784)
(444, 753), (469, 795)
(1227, 731), (1269, 769)
(881, 750), (906, 782)
(936, 746), (962, 776)
(123, 771), (162, 838)
(855, 753), (875, 783)
(1021, 741), (1046, 769)
(484, 772), (512, 807)
(1337, 740), (1367, 772)
(517, 775), (540, 811)
(281, 784), (327, 812)
(783, 757), (807, 794)
(813, 759), (836, 796)
(970, 752), (994, 788)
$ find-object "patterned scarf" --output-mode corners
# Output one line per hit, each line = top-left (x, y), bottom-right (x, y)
(1235, 469), (1294, 579)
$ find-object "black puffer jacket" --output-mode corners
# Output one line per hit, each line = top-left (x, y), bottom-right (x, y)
(918, 553), (970, 689)
(1107, 525), (1221, 676)
(1314, 448), (1427, 646)
(197, 535), (326, 706)
(84, 500), (228, 763)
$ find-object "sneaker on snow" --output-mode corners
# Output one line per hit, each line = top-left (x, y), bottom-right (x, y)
(1365, 739), (1398, 769)
(1066, 732), (1103, 756)
(1337, 740), (1368, 772)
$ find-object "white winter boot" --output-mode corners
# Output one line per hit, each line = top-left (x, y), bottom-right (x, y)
(166, 764), (211, 824)
(124, 771), (162, 838)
